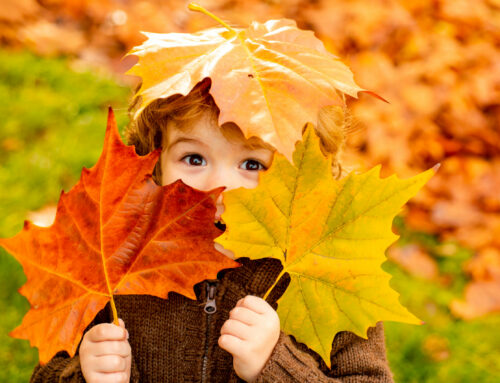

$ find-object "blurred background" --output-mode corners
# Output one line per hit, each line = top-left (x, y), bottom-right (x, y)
(0, 0), (499, 381)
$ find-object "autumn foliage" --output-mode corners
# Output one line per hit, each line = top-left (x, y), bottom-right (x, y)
(0, 0), (498, 317)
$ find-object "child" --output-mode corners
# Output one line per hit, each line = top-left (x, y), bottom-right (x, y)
(30, 77), (393, 382)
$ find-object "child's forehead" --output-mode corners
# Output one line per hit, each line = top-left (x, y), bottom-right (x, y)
(165, 112), (274, 152)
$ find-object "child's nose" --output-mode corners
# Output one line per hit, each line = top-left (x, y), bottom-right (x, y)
(206, 167), (240, 191)
(215, 194), (224, 220)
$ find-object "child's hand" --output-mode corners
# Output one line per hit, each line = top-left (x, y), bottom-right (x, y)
(80, 319), (131, 383)
(219, 296), (280, 382)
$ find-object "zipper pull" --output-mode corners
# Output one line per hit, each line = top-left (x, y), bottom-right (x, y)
(204, 281), (217, 314)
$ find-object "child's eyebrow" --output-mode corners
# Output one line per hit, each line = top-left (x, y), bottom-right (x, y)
(167, 137), (207, 150)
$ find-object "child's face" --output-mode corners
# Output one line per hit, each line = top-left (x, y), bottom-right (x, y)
(160, 109), (274, 220)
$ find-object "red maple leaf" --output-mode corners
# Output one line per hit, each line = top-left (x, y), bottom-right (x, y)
(0, 108), (238, 363)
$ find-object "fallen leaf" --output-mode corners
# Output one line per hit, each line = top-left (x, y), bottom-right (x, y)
(451, 279), (500, 319)
(0, 108), (238, 363)
(217, 125), (434, 366)
(465, 247), (500, 282)
(422, 334), (450, 361)
(18, 20), (86, 56)
(0, 0), (40, 23)
(387, 244), (438, 280)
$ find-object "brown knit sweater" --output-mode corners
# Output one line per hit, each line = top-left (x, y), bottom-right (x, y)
(30, 257), (394, 382)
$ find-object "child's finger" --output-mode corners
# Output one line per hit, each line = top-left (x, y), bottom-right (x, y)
(86, 323), (128, 342)
(89, 372), (128, 383)
(236, 295), (271, 314)
(220, 319), (251, 340)
(229, 306), (260, 325)
(218, 333), (245, 356)
(93, 340), (132, 357)
(93, 354), (128, 373)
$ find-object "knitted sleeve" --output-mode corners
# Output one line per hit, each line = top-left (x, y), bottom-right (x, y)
(254, 322), (394, 383)
(30, 352), (85, 383)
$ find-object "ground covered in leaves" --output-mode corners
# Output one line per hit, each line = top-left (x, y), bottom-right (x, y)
(0, 49), (499, 383)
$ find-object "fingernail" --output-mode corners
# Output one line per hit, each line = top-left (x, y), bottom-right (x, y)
(126, 329), (129, 340)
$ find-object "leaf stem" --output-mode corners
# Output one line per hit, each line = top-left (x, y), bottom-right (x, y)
(100, 109), (119, 326)
(263, 269), (287, 301)
(188, 3), (238, 36)
(110, 295), (118, 325)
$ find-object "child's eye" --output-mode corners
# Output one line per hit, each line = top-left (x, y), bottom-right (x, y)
(181, 154), (206, 166)
(240, 159), (266, 171)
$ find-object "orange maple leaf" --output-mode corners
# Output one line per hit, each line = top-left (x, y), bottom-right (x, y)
(0, 108), (238, 363)
(126, 3), (365, 161)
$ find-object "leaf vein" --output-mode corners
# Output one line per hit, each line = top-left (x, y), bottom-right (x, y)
(60, 196), (101, 255)
(113, 193), (218, 291)
(297, 276), (328, 358)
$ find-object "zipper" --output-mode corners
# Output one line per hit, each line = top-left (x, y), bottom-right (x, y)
(204, 281), (217, 314)
(201, 280), (218, 383)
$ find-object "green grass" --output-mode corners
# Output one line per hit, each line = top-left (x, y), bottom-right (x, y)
(0, 49), (130, 382)
(384, 219), (500, 382)
(0, 49), (499, 382)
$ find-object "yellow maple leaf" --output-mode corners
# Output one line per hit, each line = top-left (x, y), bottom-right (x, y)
(216, 125), (435, 366)
(126, 3), (364, 161)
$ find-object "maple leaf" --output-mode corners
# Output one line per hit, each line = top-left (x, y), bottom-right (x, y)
(216, 125), (435, 366)
(0, 108), (238, 364)
(125, 3), (365, 161)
